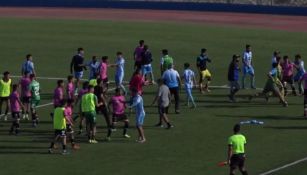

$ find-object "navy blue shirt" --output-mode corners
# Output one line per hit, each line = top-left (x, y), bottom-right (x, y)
(228, 62), (240, 81)
(71, 54), (84, 72)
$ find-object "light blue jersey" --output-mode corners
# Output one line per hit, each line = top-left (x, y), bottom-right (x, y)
(88, 61), (100, 79)
(116, 57), (125, 77)
(22, 60), (34, 74)
(162, 68), (180, 88)
(131, 94), (145, 126)
(183, 69), (195, 89)
(243, 51), (252, 67)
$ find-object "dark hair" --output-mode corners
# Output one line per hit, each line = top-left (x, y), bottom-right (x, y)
(115, 88), (121, 94)
(88, 85), (94, 90)
(77, 47), (84, 52)
(67, 99), (74, 105)
(283, 55), (289, 60)
(12, 84), (18, 91)
(246, 44), (251, 49)
(30, 74), (36, 79)
(139, 40), (144, 45)
(3, 71), (10, 76)
(102, 56), (108, 61)
(92, 56), (97, 60)
(117, 51), (122, 56)
(67, 75), (73, 81)
(273, 51), (280, 56)
(57, 80), (64, 86)
(184, 63), (190, 68)
(233, 124), (241, 133)
(162, 49), (168, 55)
(201, 48), (207, 53)
(295, 54), (301, 59)
(276, 56), (281, 62)
(26, 54), (32, 59)
(83, 81), (89, 89)
(59, 99), (67, 107)
(144, 45), (149, 50)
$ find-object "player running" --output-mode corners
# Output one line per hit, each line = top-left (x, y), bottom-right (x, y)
(108, 88), (130, 140)
(227, 124), (249, 175)
(141, 45), (155, 84)
(48, 100), (68, 155)
(9, 84), (24, 135)
(196, 48), (212, 93)
(128, 88), (146, 143)
(281, 55), (296, 96)
(160, 49), (173, 75)
(293, 54), (305, 95)
(20, 73), (31, 120)
(53, 80), (64, 108)
(0, 71), (12, 121)
(228, 55), (241, 102)
(241, 44), (255, 89)
(182, 63), (197, 108)
(134, 40), (145, 70)
(151, 79), (173, 129)
(111, 52), (127, 95)
(29, 74), (40, 127)
(21, 54), (36, 75)
(81, 85), (101, 143)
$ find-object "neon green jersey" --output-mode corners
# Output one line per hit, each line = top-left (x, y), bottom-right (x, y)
(81, 93), (97, 112)
(53, 107), (66, 130)
(162, 55), (173, 71)
(89, 79), (97, 87)
(228, 134), (247, 154)
(0, 79), (11, 97)
(29, 80), (40, 100)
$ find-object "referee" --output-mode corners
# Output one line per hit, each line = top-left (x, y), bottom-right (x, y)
(227, 124), (249, 175)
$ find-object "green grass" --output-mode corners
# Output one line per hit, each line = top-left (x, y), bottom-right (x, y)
(0, 17), (307, 175)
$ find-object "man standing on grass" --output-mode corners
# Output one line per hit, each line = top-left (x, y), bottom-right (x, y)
(160, 49), (173, 75)
(162, 64), (181, 114)
(227, 124), (248, 175)
(111, 52), (127, 95)
(141, 45), (155, 84)
(21, 54), (36, 75)
(0, 71), (12, 121)
(134, 40), (145, 70)
(242, 44), (255, 89)
(29, 74), (40, 127)
(228, 55), (241, 102)
(196, 48), (212, 93)
(70, 47), (86, 93)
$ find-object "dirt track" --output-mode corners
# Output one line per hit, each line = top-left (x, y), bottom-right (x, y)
(0, 7), (307, 32)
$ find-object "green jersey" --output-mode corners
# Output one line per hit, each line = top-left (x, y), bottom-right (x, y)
(29, 80), (40, 100)
(161, 55), (173, 71)
(81, 93), (98, 112)
(53, 107), (66, 130)
(228, 134), (246, 154)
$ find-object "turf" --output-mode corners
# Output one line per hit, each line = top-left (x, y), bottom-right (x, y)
(0, 17), (307, 175)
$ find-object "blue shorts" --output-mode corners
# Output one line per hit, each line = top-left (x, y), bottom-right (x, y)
(243, 66), (254, 76)
(115, 73), (124, 86)
(136, 112), (145, 126)
(141, 64), (152, 75)
(294, 71), (305, 82)
(74, 71), (84, 79)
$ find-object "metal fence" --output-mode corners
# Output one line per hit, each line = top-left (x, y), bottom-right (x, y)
(117, 0), (307, 7)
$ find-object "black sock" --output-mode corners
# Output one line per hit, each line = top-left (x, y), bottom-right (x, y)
(123, 123), (129, 135)
(62, 144), (66, 150)
(107, 128), (112, 137)
(50, 142), (55, 149)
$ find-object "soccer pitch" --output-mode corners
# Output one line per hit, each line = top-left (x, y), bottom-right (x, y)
(0, 17), (307, 175)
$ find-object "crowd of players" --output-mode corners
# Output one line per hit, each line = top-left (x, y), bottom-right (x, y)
(0, 40), (306, 174)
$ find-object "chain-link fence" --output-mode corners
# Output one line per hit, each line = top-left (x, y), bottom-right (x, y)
(118, 0), (307, 7)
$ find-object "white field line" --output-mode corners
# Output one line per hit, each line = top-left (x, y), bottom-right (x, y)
(259, 157), (307, 175)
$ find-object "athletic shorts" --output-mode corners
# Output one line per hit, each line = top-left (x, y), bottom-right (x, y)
(158, 106), (169, 116)
(230, 81), (240, 91)
(294, 71), (304, 82)
(115, 73), (124, 86)
(282, 75), (294, 84)
(136, 112), (145, 126)
(112, 113), (128, 123)
(84, 111), (97, 124)
(263, 81), (279, 94)
(141, 64), (152, 75)
(11, 112), (21, 119)
(230, 154), (246, 169)
(66, 124), (73, 133)
(21, 96), (30, 103)
(54, 129), (66, 137)
(134, 61), (142, 69)
(74, 71), (84, 79)
(243, 66), (254, 76)
(31, 99), (40, 108)
(96, 105), (108, 116)
(201, 69), (212, 80)
(0, 97), (9, 101)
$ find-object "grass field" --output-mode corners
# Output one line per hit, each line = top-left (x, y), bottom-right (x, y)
(0, 17), (307, 175)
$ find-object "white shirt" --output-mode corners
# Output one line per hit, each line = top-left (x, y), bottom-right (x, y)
(243, 51), (252, 67)
(116, 57), (125, 76)
(183, 69), (195, 89)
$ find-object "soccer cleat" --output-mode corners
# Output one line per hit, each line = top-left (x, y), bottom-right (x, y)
(136, 139), (146, 143)
(154, 123), (163, 128)
(4, 115), (7, 121)
(123, 134), (131, 138)
(25, 114), (30, 121)
(91, 140), (98, 144)
(175, 110), (180, 114)
(48, 149), (53, 154)
(88, 139), (92, 143)
(78, 130), (83, 135)
(166, 124), (174, 130)
(283, 101), (288, 107)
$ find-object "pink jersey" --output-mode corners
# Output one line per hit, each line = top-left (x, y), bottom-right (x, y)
(66, 82), (74, 99)
(111, 95), (126, 115)
(134, 46), (144, 62)
(301, 73), (307, 89)
(282, 62), (294, 76)
(64, 106), (73, 125)
(20, 77), (31, 97)
(53, 87), (63, 106)
(10, 91), (20, 112)
(129, 74), (145, 95)
(100, 62), (108, 79)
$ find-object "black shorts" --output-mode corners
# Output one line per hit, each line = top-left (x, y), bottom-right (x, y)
(282, 75), (294, 84)
(134, 61), (142, 69)
(112, 113), (128, 123)
(54, 129), (66, 137)
(0, 97), (9, 102)
(159, 106), (169, 115)
(230, 154), (246, 169)
(66, 124), (73, 133)
(12, 112), (21, 119)
(21, 97), (30, 103)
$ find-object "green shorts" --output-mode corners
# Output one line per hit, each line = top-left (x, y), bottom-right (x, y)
(84, 111), (97, 124)
(31, 99), (40, 108)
